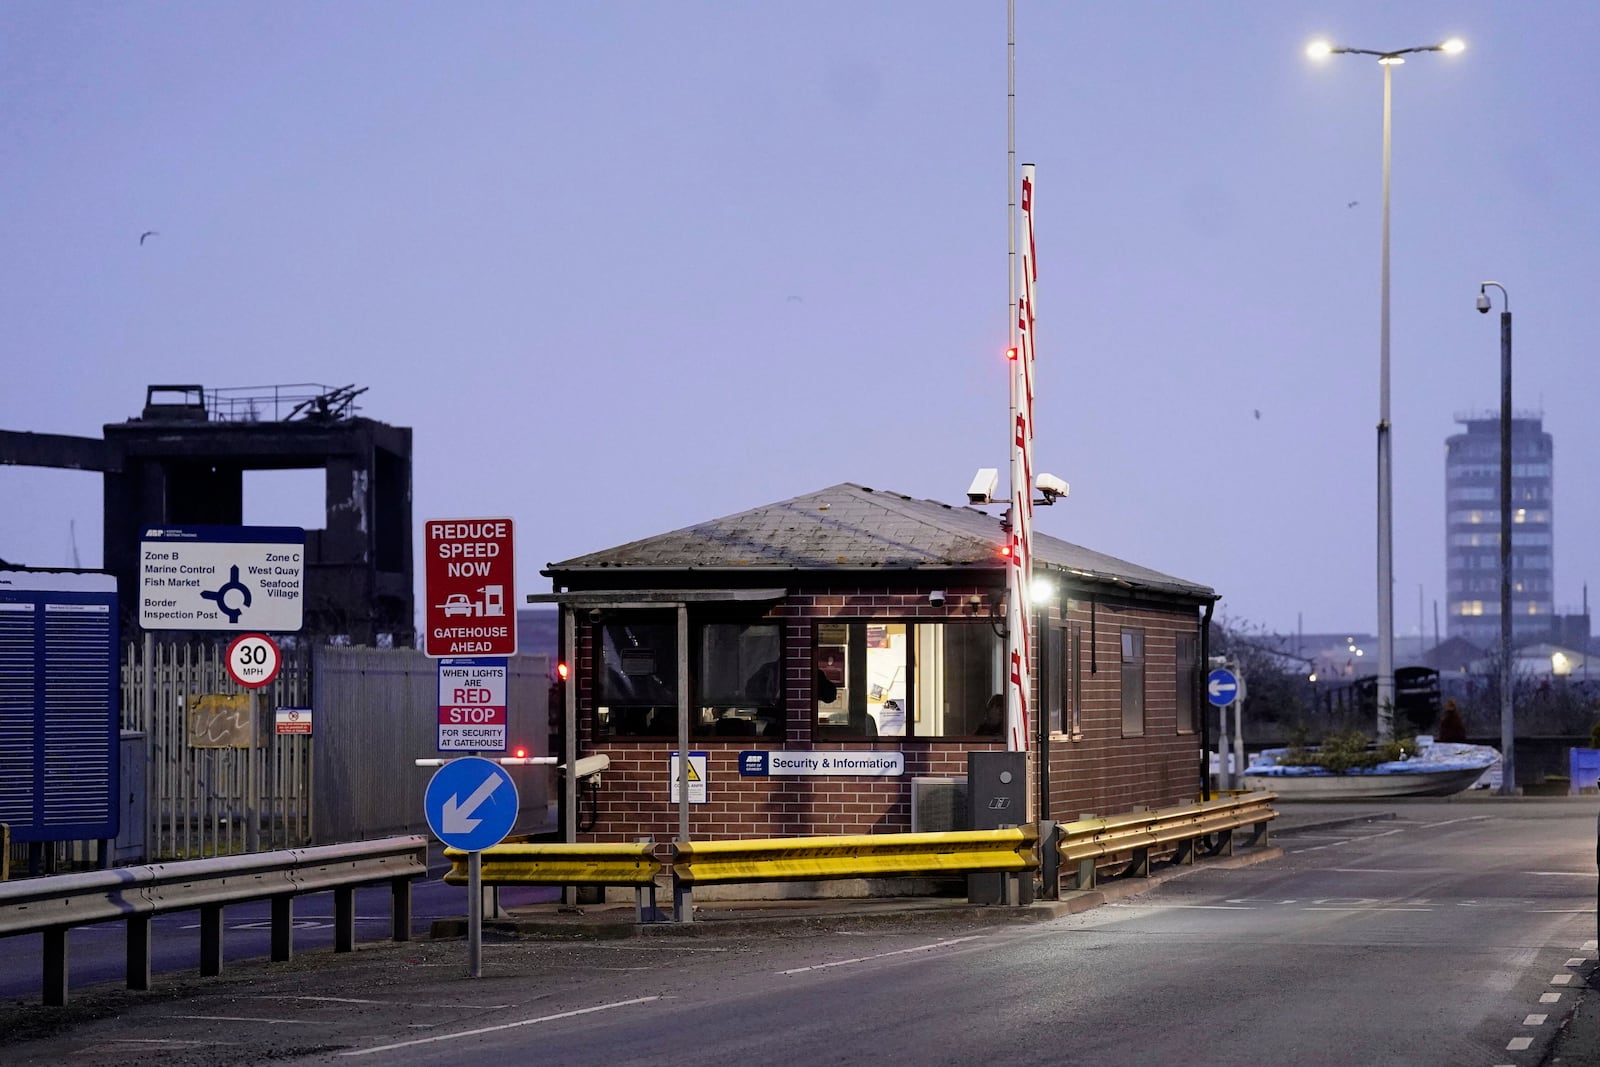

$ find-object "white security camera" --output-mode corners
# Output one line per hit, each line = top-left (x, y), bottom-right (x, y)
(929, 589), (947, 606)
(1475, 290), (1492, 314)
(567, 753), (610, 781)
(967, 467), (1000, 505)
(1035, 472), (1069, 502)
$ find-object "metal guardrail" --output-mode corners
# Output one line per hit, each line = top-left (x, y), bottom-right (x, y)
(444, 841), (663, 923)
(670, 826), (1040, 885)
(443, 842), (661, 887)
(0, 835), (428, 1006)
(1058, 792), (1277, 891)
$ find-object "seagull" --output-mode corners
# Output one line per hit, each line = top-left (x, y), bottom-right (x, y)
(786, 295), (804, 303)
(139, 230), (158, 245)
(1346, 201), (1359, 209)
(1253, 409), (1261, 420)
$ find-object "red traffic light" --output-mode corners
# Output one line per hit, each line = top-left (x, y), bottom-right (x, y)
(513, 745), (528, 759)
(555, 661), (570, 682)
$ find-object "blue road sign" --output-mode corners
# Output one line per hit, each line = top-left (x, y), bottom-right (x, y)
(1206, 667), (1241, 707)
(424, 756), (518, 852)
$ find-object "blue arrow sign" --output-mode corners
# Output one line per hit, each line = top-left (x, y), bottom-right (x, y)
(1206, 667), (1241, 707)
(424, 756), (519, 852)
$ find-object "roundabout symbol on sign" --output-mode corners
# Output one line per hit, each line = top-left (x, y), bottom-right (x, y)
(227, 633), (281, 689)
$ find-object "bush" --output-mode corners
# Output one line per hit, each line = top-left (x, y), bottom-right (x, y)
(1278, 729), (1417, 773)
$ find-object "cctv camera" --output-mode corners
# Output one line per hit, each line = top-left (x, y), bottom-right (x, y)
(929, 589), (947, 606)
(967, 467), (1000, 505)
(1475, 291), (1491, 314)
(1035, 472), (1069, 499)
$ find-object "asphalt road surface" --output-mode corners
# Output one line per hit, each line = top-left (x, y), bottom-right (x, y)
(2, 798), (1595, 1067)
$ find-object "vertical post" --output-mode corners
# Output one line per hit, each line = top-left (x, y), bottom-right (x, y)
(1374, 59), (1396, 743)
(561, 605), (578, 905)
(199, 903), (223, 976)
(1231, 695), (1245, 791)
(334, 885), (355, 952)
(43, 927), (68, 1006)
(1499, 306), (1516, 795)
(467, 849), (482, 978)
(270, 895), (293, 962)
(390, 874), (412, 942)
(247, 690), (260, 853)
(675, 604), (692, 922)
(127, 914), (152, 990)
(1216, 700), (1230, 791)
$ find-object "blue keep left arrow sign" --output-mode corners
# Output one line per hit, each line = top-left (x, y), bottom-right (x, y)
(1207, 667), (1240, 707)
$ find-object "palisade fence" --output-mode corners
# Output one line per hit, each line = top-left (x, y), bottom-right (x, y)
(104, 642), (553, 863)
(122, 638), (314, 860)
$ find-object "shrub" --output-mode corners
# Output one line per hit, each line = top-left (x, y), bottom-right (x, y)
(1278, 729), (1417, 773)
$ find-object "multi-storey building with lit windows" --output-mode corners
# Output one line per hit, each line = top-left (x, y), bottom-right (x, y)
(1444, 412), (1554, 644)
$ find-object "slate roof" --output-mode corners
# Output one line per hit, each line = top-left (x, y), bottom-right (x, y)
(546, 483), (1214, 602)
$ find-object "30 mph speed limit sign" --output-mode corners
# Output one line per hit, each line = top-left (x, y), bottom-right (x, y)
(226, 633), (282, 689)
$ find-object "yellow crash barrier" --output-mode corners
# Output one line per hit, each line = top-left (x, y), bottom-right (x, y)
(1058, 792), (1276, 891)
(443, 841), (662, 887)
(671, 826), (1039, 886)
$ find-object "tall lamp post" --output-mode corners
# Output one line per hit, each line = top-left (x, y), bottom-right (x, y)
(1307, 37), (1465, 741)
(1477, 281), (1515, 794)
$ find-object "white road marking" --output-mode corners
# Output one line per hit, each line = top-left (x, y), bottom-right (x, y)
(1506, 1037), (1533, 1051)
(247, 995), (513, 1009)
(1541, 993), (1562, 1004)
(88, 1039), (240, 1047)
(1304, 907), (1433, 913)
(1585, 940), (1598, 951)
(1524, 1014), (1548, 1025)
(339, 996), (663, 1056)
(170, 1015), (304, 1025)
(1417, 816), (1491, 829)
(1551, 974), (1574, 985)
(779, 935), (985, 975)
(1569, 958), (1588, 967)
(1109, 903), (1254, 910)
(1528, 871), (1592, 877)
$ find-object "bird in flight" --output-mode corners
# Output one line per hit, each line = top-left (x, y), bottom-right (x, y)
(1346, 201), (1359, 209)
(139, 230), (158, 245)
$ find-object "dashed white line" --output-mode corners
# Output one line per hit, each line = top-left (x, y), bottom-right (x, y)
(1524, 1014), (1548, 1026)
(1551, 974), (1574, 986)
(339, 996), (663, 1056)
(1567, 957), (1587, 967)
(1506, 1037), (1533, 1051)
(247, 995), (514, 1009)
(779, 935), (985, 975)
(1541, 993), (1562, 1004)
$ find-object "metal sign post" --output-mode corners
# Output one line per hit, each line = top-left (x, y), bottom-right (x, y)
(423, 757), (519, 978)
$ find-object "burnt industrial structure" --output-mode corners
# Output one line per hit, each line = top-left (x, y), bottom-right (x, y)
(0, 384), (414, 645)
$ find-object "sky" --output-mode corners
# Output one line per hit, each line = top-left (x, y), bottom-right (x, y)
(3, 1), (1597, 644)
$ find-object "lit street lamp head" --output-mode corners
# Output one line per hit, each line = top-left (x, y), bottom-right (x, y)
(1306, 38), (1466, 63)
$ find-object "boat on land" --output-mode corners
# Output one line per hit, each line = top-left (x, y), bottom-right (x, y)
(1241, 740), (1501, 799)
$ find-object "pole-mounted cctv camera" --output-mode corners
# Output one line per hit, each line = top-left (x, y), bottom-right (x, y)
(1475, 289), (1491, 314)
(966, 468), (1000, 505)
(929, 589), (947, 606)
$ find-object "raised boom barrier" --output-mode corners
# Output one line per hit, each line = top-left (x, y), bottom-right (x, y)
(1058, 792), (1277, 891)
(0, 835), (429, 1006)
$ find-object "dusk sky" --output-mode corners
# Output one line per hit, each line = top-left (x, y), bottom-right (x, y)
(3, 2), (1596, 643)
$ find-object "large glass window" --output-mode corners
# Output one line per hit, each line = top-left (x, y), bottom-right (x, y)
(698, 622), (784, 738)
(594, 617), (785, 740)
(1120, 628), (1145, 736)
(597, 618), (678, 737)
(815, 620), (1003, 740)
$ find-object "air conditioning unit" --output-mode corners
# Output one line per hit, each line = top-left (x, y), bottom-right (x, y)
(910, 776), (970, 834)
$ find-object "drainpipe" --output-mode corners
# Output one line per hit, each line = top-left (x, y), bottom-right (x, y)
(1200, 598), (1215, 801)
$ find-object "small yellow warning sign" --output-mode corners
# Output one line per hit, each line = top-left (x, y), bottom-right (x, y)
(668, 751), (708, 804)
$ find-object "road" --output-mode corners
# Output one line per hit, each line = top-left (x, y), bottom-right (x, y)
(1, 799), (1595, 1066)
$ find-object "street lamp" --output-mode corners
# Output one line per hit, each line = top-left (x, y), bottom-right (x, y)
(1477, 280), (1515, 794)
(1307, 36), (1465, 742)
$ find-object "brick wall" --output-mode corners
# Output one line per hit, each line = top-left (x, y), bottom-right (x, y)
(569, 584), (1202, 845)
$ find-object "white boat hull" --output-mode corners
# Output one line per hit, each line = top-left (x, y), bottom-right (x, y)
(1241, 765), (1488, 799)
